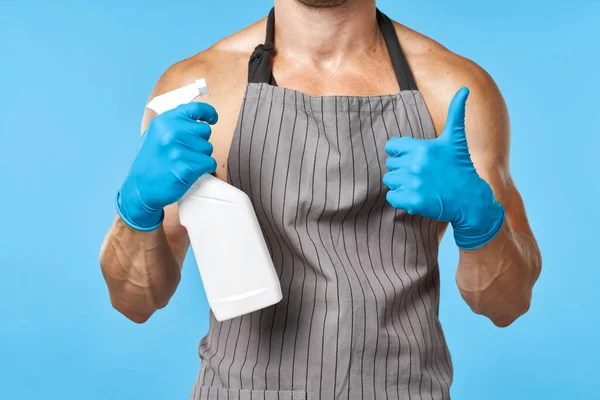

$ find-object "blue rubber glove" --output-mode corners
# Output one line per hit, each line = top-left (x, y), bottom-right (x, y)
(116, 102), (219, 231)
(383, 87), (505, 250)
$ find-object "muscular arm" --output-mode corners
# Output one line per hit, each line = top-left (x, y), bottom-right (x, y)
(99, 58), (207, 323)
(99, 210), (187, 323)
(433, 58), (542, 327)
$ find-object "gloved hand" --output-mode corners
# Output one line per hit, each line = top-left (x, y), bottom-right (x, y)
(383, 87), (505, 250)
(116, 102), (219, 231)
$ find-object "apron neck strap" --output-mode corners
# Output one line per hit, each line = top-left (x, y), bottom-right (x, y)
(248, 8), (277, 85)
(376, 9), (418, 91)
(248, 7), (418, 91)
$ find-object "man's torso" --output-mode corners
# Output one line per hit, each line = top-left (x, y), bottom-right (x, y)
(146, 14), (485, 399)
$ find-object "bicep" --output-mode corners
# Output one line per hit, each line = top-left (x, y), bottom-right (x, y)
(463, 66), (534, 238)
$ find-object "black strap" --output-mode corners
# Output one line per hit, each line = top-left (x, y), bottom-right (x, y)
(248, 8), (277, 85)
(248, 7), (418, 91)
(376, 9), (418, 91)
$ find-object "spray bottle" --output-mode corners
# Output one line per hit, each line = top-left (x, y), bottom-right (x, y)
(147, 79), (282, 321)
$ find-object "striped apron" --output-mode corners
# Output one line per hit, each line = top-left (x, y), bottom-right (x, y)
(191, 8), (453, 400)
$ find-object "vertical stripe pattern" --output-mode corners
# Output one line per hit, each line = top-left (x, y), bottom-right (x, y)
(192, 83), (453, 400)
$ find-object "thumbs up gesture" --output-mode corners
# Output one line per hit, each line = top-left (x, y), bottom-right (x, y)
(383, 87), (505, 250)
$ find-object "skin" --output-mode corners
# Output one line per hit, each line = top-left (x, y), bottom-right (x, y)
(100, 0), (541, 326)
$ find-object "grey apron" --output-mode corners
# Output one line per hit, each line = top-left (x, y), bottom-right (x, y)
(191, 8), (453, 400)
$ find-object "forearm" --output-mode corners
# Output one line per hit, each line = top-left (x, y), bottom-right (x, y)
(455, 219), (541, 327)
(99, 214), (183, 323)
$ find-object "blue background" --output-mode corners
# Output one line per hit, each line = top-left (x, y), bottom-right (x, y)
(1, 0), (598, 399)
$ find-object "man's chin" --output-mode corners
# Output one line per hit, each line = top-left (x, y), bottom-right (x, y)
(296, 0), (350, 8)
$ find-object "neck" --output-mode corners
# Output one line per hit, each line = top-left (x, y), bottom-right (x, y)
(272, 0), (380, 65)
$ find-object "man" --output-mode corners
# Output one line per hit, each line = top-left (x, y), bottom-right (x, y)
(100, 0), (542, 399)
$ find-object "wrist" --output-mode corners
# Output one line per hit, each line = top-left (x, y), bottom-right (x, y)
(115, 190), (164, 232)
(452, 199), (506, 250)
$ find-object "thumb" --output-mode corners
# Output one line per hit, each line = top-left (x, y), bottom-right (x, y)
(441, 87), (470, 139)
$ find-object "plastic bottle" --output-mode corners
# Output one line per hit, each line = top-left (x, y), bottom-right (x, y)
(147, 79), (282, 321)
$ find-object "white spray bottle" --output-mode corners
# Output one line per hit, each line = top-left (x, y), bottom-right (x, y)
(146, 79), (282, 321)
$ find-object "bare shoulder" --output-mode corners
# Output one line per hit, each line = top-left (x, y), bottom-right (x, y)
(152, 17), (267, 96)
(141, 16), (268, 132)
(392, 20), (509, 140)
